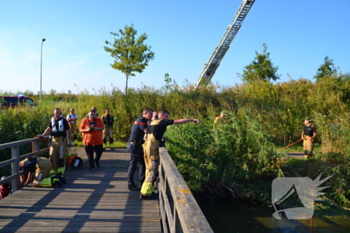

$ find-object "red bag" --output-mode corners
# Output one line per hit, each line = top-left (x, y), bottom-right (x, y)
(0, 185), (11, 200)
(68, 156), (83, 170)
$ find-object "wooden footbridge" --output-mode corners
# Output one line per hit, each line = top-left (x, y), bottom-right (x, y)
(0, 138), (213, 232)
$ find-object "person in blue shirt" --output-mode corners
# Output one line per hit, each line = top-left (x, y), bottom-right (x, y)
(126, 108), (153, 191)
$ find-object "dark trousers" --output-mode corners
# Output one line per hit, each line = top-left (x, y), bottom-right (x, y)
(127, 152), (145, 186)
(84, 144), (103, 169)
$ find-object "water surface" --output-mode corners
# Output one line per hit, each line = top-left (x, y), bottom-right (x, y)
(198, 199), (350, 233)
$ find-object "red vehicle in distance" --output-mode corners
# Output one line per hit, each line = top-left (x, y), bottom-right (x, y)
(0, 96), (37, 108)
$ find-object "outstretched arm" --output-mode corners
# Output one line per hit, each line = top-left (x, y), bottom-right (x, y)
(173, 118), (201, 124)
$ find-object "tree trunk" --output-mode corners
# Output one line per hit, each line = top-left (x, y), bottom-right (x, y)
(125, 74), (129, 94)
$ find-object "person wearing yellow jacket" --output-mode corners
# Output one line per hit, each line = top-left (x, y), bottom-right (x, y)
(140, 110), (201, 198)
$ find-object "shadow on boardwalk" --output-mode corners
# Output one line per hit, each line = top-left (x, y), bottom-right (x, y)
(0, 148), (161, 233)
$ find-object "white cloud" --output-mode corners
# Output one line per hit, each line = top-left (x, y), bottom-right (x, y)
(92, 69), (110, 75)
(22, 50), (40, 65)
(62, 60), (86, 69)
(70, 52), (103, 60)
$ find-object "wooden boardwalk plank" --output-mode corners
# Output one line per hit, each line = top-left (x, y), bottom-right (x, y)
(0, 148), (162, 233)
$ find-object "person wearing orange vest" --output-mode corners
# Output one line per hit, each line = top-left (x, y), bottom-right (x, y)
(80, 111), (105, 171)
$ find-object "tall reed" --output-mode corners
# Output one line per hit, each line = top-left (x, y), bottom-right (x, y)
(1, 74), (350, 204)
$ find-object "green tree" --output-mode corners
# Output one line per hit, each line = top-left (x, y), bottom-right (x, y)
(314, 56), (336, 82)
(241, 44), (280, 83)
(104, 24), (155, 94)
(163, 73), (174, 92)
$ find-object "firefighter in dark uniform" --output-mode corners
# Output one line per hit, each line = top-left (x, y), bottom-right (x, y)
(101, 108), (115, 150)
(42, 108), (72, 174)
(140, 110), (201, 198)
(301, 117), (317, 159)
(126, 108), (153, 191)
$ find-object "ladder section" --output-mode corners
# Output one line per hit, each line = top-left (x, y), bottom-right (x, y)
(195, 0), (256, 88)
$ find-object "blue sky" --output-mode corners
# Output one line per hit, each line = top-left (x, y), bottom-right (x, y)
(1, 0), (349, 94)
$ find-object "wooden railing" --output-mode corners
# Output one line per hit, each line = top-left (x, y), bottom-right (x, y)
(158, 147), (213, 233)
(0, 137), (49, 192)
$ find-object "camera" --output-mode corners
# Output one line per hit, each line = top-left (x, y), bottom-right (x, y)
(90, 121), (96, 131)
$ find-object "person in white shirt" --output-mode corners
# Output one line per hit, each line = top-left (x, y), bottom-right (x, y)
(66, 108), (78, 146)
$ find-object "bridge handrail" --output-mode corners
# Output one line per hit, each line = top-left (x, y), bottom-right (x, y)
(158, 147), (213, 233)
(0, 136), (49, 192)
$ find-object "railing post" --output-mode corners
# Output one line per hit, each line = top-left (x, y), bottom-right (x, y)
(33, 138), (40, 157)
(11, 145), (20, 192)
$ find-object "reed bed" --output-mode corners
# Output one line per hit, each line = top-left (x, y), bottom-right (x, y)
(1, 74), (350, 205)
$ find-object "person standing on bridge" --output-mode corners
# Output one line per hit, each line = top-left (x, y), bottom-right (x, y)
(42, 108), (72, 174)
(86, 106), (98, 118)
(80, 110), (104, 171)
(148, 111), (166, 147)
(66, 108), (78, 147)
(126, 108), (153, 191)
(301, 117), (317, 160)
(140, 110), (201, 198)
(101, 108), (116, 150)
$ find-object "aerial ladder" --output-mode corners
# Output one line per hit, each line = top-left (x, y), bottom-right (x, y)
(194, 0), (256, 88)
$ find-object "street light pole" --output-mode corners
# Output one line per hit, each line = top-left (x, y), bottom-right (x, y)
(40, 38), (46, 104)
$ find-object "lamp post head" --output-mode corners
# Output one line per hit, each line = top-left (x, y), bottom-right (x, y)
(42, 38), (46, 42)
